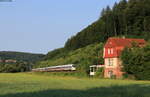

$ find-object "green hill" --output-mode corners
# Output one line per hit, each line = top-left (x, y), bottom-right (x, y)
(37, 0), (150, 76)
(35, 43), (104, 74)
(0, 51), (45, 63)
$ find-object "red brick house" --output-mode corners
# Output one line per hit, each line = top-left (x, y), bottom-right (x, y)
(103, 37), (146, 78)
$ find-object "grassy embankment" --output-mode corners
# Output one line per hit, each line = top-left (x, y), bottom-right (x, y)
(0, 73), (150, 97)
(35, 43), (104, 77)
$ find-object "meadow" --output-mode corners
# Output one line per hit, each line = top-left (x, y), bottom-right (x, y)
(0, 73), (150, 97)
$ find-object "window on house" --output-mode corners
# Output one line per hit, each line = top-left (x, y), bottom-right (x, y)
(108, 49), (111, 54)
(111, 48), (113, 54)
(108, 58), (113, 66)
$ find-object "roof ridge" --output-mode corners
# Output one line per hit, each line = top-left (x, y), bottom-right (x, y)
(105, 37), (146, 48)
(109, 37), (145, 40)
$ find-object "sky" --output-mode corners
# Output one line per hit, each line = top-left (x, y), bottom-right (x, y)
(0, 0), (119, 54)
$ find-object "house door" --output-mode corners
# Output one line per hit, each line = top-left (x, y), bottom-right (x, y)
(108, 70), (113, 78)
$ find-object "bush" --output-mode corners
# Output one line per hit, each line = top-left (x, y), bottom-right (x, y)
(111, 75), (116, 79)
(95, 67), (104, 78)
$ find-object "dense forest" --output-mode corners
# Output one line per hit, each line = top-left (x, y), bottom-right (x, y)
(65, 0), (150, 50)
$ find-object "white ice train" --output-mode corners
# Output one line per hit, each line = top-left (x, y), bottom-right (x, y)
(32, 64), (76, 72)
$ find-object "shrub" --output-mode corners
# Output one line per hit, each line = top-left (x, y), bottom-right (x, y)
(95, 67), (104, 78)
(0, 61), (31, 73)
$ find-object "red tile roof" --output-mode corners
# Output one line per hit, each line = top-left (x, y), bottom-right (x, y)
(103, 37), (146, 58)
(104, 37), (146, 48)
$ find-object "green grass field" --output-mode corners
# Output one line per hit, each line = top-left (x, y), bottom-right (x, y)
(0, 73), (150, 97)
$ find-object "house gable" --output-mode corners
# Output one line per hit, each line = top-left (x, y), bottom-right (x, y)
(103, 37), (146, 58)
